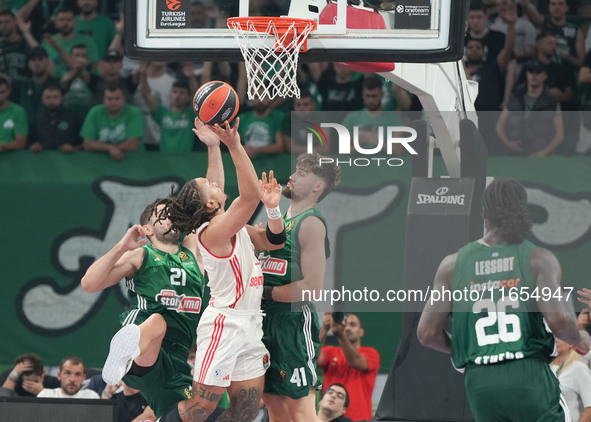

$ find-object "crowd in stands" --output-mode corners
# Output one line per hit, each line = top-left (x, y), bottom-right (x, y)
(4, 0), (591, 159)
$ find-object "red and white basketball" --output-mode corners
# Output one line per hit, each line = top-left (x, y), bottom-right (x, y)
(193, 81), (239, 126)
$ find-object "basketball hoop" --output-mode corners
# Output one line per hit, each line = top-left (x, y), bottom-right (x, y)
(227, 17), (317, 100)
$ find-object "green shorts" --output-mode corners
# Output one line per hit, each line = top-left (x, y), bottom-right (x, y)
(464, 357), (566, 422)
(262, 303), (321, 399)
(123, 344), (193, 417)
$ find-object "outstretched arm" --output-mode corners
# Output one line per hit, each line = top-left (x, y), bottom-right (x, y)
(201, 118), (261, 252)
(81, 225), (146, 293)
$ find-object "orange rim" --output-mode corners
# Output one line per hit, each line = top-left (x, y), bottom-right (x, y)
(227, 17), (317, 34)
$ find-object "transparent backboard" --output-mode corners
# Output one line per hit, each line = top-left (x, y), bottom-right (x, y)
(125, 0), (469, 63)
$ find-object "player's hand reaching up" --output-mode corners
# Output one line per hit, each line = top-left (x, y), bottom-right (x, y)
(260, 170), (281, 208)
(120, 225), (148, 251)
(211, 118), (241, 150)
(193, 117), (220, 148)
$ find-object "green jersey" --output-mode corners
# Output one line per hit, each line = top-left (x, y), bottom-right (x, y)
(80, 104), (144, 145)
(122, 244), (205, 355)
(451, 240), (555, 369)
(75, 14), (116, 58)
(153, 105), (196, 153)
(260, 208), (329, 313)
(0, 102), (27, 143)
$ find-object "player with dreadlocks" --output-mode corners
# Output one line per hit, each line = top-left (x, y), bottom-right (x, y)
(157, 117), (286, 422)
(417, 177), (590, 422)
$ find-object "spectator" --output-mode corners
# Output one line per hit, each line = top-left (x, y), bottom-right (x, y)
(0, 353), (60, 397)
(550, 338), (591, 422)
(75, 0), (116, 58)
(138, 67), (198, 153)
(281, 88), (329, 154)
(40, 7), (99, 77)
(16, 0), (76, 43)
(28, 83), (82, 152)
(132, 61), (175, 151)
(341, 75), (406, 154)
(0, 75), (27, 152)
(515, 32), (577, 112)
(576, 50), (591, 155)
(81, 80), (144, 161)
(463, 4), (515, 111)
(465, 2), (506, 64)
(316, 63), (364, 112)
(94, 49), (137, 105)
(190, 1), (208, 28)
(520, 0), (585, 69)
(237, 88), (285, 158)
(0, 10), (38, 79)
(489, 0), (536, 66)
(318, 313), (380, 422)
(101, 380), (157, 422)
(61, 43), (98, 117)
(317, 383), (354, 422)
(496, 60), (564, 157)
(37, 356), (99, 399)
(10, 46), (59, 123)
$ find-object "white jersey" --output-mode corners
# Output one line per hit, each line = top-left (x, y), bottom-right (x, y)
(197, 223), (263, 311)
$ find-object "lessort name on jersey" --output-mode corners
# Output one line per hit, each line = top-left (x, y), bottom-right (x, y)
(474, 257), (514, 276)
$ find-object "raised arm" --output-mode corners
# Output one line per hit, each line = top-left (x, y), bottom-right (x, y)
(246, 170), (285, 252)
(201, 118), (261, 250)
(193, 117), (224, 190)
(496, 7), (516, 72)
(533, 248), (590, 355)
(81, 225), (146, 293)
(417, 253), (456, 354)
(520, 0), (545, 29)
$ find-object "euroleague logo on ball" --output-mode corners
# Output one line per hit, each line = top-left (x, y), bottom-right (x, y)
(193, 81), (239, 126)
(166, 0), (182, 11)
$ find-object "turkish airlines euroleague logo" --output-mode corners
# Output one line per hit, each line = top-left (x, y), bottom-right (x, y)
(166, 0), (181, 11)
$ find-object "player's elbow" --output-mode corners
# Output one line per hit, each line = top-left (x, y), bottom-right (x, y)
(416, 322), (438, 348)
(80, 275), (100, 293)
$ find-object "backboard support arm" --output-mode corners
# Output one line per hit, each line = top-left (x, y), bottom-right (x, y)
(379, 61), (478, 178)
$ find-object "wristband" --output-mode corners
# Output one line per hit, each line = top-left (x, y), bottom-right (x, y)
(266, 206), (282, 220)
(7, 370), (18, 383)
(262, 285), (275, 300)
(266, 225), (286, 245)
(102, 391), (112, 399)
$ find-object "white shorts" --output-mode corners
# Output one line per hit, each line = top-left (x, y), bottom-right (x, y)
(194, 306), (269, 387)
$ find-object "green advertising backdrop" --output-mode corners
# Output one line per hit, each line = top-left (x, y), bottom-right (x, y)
(1, 151), (590, 373)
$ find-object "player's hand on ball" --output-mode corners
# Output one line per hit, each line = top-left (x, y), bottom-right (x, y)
(193, 117), (220, 148)
(211, 118), (240, 149)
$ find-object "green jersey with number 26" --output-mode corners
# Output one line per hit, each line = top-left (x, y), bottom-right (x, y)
(451, 240), (555, 370)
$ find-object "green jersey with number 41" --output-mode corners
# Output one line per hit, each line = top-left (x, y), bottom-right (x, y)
(122, 244), (205, 355)
(451, 240), (556, 370)
(260, 208), (329, 313)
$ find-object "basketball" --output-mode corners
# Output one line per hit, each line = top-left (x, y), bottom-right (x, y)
(192, 81), (239, 126)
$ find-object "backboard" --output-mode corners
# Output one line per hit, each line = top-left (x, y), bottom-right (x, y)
(125, 0), (469, 64)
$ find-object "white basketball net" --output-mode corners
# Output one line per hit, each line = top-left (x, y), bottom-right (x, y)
(228, 18), (316, 100)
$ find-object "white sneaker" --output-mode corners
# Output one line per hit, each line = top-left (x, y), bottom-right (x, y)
(102, 324), (141, 385)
